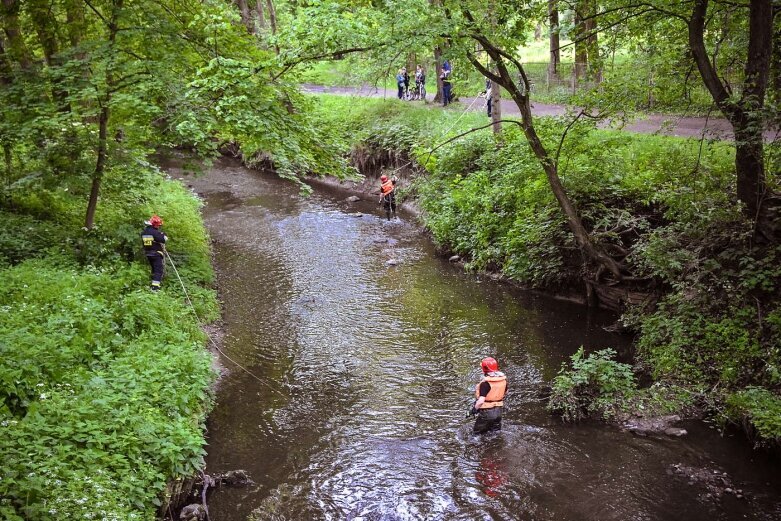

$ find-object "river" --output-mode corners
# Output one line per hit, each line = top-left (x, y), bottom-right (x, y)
(171, 156), (780, 521)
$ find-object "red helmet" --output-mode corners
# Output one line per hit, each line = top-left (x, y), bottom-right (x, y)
(380, 175), (388, 182)
(150, 215), (163, 228)
(481, 357), (499, 373)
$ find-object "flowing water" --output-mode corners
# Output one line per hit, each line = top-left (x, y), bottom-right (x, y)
(171, 157), (780, 521)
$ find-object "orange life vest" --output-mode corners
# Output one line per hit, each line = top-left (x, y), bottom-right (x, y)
(381, 179), (395, 195)
(475, 372), (507, 408)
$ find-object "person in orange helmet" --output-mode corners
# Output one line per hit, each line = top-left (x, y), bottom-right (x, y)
(140, 215), (167, 291)
(469, 357), (507, 434)
(378, 174), (398, 220)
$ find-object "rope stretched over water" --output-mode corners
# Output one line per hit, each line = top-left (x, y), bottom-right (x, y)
(164, 250), (287, 398)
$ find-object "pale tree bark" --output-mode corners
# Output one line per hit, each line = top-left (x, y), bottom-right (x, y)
(573, 10), (587, 86)
(688, 0), (776, 239)
(490, 79), (502, 134)
(255, 0), (267, 30)
(548, 0), (560, 81)
(265, 0), (277, 34)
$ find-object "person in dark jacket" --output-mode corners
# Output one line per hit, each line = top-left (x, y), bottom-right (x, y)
(141, 215), (167, 290)
(440, 67), (452, 106)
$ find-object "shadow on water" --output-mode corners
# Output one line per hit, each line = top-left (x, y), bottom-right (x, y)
(168, 156), (781, 521)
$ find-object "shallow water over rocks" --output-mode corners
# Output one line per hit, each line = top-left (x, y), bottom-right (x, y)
(170, 157), (781, 521)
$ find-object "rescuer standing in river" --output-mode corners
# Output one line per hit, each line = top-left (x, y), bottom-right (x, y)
(379, 174), (398, 220)
(141, 215), (167, 291)
(469, 357), (507, 434)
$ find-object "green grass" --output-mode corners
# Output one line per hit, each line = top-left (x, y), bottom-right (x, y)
(0, 165), (217, 520)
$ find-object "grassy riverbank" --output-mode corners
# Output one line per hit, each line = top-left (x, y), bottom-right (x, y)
(0, 166), (217, 520)
(308, 93), (781, 447)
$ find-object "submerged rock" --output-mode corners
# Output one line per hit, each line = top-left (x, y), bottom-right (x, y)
(218, 469), (254, 486)
(449, 255), (461, 263)
(348, 212), (363, 217)
(386, 259), (400, 266)
(179, 504), (207, 521)
(346, 195), (361, 202)
(623, 414), (687, 437)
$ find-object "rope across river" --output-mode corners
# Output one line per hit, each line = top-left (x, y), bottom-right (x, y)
(164, 250), (288, 398)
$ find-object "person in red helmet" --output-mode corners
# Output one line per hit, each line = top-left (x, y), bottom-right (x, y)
(141, 215), (167, 291)
(469, 356), (507, 434)
(378, 174), (398, 220)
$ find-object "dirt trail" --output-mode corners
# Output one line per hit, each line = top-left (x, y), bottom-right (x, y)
(303, 84), (779, 142)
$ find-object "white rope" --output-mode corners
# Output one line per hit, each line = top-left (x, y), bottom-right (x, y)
(164, 250), (287, 398)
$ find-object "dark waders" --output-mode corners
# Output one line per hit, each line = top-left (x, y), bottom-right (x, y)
(473, 407), (503, 434)
(382, 192), (396, 220)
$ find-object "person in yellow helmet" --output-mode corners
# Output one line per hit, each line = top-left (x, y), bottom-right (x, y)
(469, 357), (507, 434)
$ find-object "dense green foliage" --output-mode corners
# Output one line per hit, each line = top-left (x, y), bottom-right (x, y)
(0, 165), (216, 520)
(308, 94), (781, 445)
(548, 348), (637, 422)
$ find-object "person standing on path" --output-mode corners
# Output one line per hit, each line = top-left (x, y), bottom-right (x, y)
(403, 67), (410, 99)
(415, 65), (426, 100)
(396, 69), (406, 100)
(441, 66), (452, 106)
(469, 357), (507, 434)
(483, 78), (493, 117)
(378, 174), (397, 220)
(141, 215), (167, 291)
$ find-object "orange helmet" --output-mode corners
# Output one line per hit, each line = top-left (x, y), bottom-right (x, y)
(150, 215), (163, 228)
(481, 357), (499, 373)
(380, 175), (388, 182)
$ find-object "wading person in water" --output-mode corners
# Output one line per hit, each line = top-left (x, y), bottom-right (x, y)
(141, 215), (167, 291)
(469, 357), (507, 434)
(379, 174), (397, 220)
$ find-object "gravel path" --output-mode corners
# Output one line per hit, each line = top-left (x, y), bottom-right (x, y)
(303, 84), (779, 142)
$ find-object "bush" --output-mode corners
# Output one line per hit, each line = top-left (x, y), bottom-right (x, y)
(725, 388), (781, 446)
(548, 348), (637, 422)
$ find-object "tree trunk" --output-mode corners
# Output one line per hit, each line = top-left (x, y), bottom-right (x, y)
(0, 0), (31, 69)
(772, 13), (780, 100)
(433, 45), (443, 103)
(573, 10), (587, 87)
(255, 0), (267, 30)
(236, 0), (253, 33)
(28, 0), (59, 66)
(534, 23), (542, 41)
(265, 0), (277, 34)
(85, 0), (123, 230)
(490, 79), (502, 135)
(688, 0), (774, 234)
(466, 31), (624, 281)
(65, 0), (85, 48)
(585, 1), (601, 83)
(548, 0), (560, 81)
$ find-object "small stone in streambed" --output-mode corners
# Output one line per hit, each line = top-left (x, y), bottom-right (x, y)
(449, 255), (461, 262)
(218, 469), (254, 486)
(346, 196), (361, 202)
(179, 504), (207, 521)
(386, 259), (400, 266)
(348, 212), (363, 217)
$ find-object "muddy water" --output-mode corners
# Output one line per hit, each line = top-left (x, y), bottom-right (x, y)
(174, 157), (780, 521)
